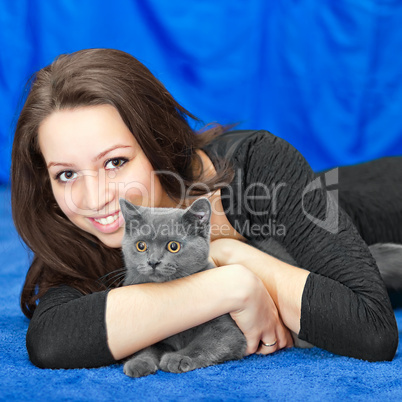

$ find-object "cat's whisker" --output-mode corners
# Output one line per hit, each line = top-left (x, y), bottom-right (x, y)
(170, 271), (193, 281)
(107, 271), (126, 282)
(106, 277), (126, 289)
(98, 268), (126, 281)
(108, 275), (126, 288)
(102, 275), (125, 288)
(99, 268), (127, 289)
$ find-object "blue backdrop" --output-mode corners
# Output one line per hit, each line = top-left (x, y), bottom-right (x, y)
(1, 0), (402, 184)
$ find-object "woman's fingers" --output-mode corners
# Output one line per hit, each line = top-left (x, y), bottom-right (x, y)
(228, 266), (294, 357)
(275, 315), (294, 350)
(244, 336), (262, 356)
(256, 338), (279, 355)
(283, 327), (294, 349)
(255, 317), (294, 356)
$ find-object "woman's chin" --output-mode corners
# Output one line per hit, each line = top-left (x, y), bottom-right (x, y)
(96, 228), (124, 248)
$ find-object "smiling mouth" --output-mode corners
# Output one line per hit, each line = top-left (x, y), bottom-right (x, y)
(93, 212), (120, 226)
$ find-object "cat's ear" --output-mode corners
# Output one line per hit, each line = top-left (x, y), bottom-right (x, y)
(182, 197), (212, 227)
(119, 198), (143, 221)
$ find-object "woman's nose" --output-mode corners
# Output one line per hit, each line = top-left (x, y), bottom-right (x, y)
(82, 169), (113, 212)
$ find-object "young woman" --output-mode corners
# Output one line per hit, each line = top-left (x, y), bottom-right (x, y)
(11, 48), (399, 369)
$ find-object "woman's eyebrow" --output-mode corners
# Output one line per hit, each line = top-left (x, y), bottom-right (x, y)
(47, 145), (133, 169)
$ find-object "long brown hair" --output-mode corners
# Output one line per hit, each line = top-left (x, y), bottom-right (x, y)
(11, 48), (235, 318)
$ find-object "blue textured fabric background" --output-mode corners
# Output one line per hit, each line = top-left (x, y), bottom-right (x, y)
(1, 0), (402, 184)
(1, 185), (402, 400)
(2, 1), (402, 400)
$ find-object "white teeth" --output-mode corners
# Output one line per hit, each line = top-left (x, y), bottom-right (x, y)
(94, 213), (119, 225)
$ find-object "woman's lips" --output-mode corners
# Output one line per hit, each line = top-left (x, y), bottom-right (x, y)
(88, 211), (125, 234)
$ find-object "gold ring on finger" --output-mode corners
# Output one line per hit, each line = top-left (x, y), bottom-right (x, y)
(262, 340), (277, 347)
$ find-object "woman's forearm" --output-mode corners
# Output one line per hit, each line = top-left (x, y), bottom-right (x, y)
(249, 252), (309, 335)
(215, 240), (309, 335)
(105, 265), (250, 360)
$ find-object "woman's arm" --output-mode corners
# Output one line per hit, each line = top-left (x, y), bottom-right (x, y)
(106, 264), (253, 360)
(107, 262), (294, 359)
(223, 130), (398, 361)
(210, 238), (309, 335)
(26, 264), (281, 368)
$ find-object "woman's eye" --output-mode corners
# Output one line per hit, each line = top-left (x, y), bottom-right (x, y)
(56, 171), (78, 182)
(136, 241), (147, 252)
(167, 241), (181, 253)
(105, 158), (128, 170)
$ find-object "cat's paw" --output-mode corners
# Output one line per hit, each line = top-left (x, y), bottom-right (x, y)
(159, 352), (196, 373)
(123, 356), (158, 378)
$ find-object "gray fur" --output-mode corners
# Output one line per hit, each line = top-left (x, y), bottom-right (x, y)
(368, 243), (402, 291)
(120, 197), (247, 377)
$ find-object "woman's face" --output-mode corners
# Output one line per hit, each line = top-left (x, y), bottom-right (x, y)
(38, 105), (177, 248)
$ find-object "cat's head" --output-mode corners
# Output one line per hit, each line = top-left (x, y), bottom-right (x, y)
(119, 197), (212, 285)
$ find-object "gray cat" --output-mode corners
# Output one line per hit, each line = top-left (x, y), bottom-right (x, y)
(119, 197), (402, 377)
(119, 197), (247, 378)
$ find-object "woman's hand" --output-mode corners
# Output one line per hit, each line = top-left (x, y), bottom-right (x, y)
(209, 237), (309, 341)
(211, 237), (295, 355)
(228, 265), (294, 356)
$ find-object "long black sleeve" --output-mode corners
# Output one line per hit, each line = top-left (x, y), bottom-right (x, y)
(218, 130), (398, 361)
(26, 286), (117, 369)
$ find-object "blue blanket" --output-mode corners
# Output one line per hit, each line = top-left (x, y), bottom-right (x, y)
(1, 185), (401, 401)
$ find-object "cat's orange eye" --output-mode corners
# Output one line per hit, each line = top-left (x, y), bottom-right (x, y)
(167, 241), (181, 253)
(136, 241), (147, 252)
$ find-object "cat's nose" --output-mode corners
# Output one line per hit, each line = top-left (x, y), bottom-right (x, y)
(148, 260), (161, 269)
